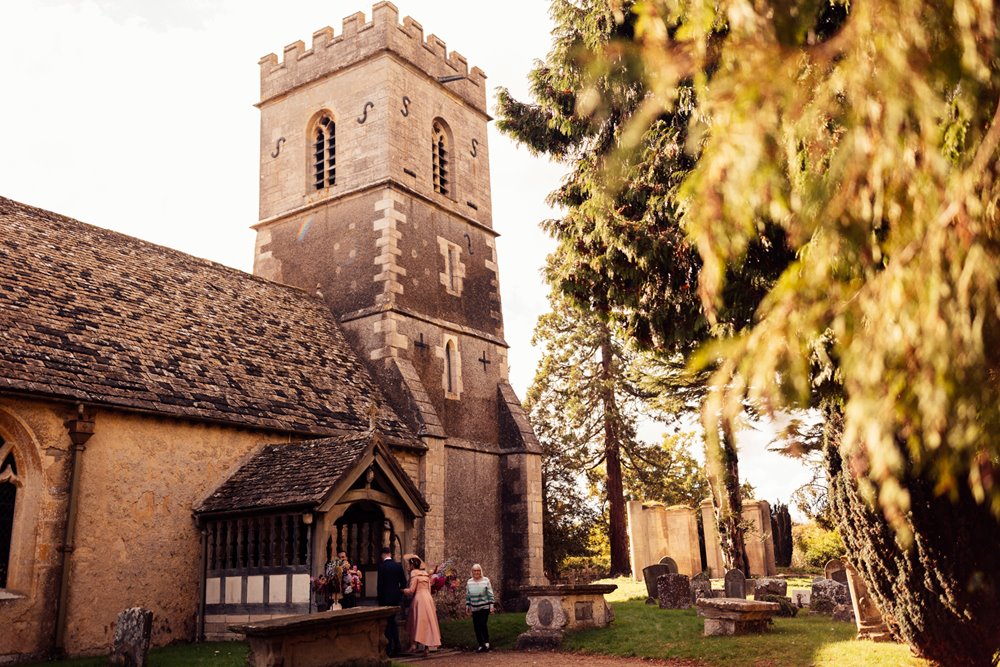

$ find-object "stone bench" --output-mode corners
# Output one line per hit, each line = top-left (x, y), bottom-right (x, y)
(230, 606), (397, 667)
(695, 598), (780, 636)
(516, 584), (618, 649)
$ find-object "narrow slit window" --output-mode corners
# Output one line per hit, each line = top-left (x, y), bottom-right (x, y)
(445, 342), (454, 393)
(447, 246), (458, 292)
(432, 122), (449, 196)
(313, 114), (336, 190)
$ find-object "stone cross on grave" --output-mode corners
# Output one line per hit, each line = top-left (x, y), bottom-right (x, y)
(478, 350), (491, 371)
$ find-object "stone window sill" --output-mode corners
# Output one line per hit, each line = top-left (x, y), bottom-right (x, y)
(0, 590), (27, 602)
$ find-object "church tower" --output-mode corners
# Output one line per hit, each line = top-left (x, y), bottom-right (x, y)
(252, 2), (544, 594)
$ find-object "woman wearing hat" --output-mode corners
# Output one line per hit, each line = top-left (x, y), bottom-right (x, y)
(403, 556), (441, 656)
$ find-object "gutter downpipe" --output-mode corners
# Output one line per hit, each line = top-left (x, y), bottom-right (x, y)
(54, 405), (95, 656)
(196, 523), (208, 642)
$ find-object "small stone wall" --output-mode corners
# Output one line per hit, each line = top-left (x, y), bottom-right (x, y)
(231, 606), (397, 667)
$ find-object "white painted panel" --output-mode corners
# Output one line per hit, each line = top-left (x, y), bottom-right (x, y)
(246, 575), (264, 604)
(205, 577), (221, 605)
(224, 576), (243, 604)
(268, 575), (287, 604)
(291, 574), (310, 603)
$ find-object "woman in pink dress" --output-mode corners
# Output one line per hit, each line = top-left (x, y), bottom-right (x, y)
(404, 556), (441, 655)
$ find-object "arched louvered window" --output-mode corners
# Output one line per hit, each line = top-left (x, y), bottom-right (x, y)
(313, 114), (336, 190)
(0, 438), (17, 589)
(432, 121), (449, 196)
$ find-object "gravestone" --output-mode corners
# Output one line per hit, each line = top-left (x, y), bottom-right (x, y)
(656, 573), (691, 609)
(658, 556), (679, 573)
(109, 607), (153, 667)
(642, 564), (671, 603)
(689, 572), (712, 602)
(832, 603), (856, 623)
(811, 579), (849, 614)
(724, 569), (746, 599)
(753, 577), (787, 599)
(824, 558), (847, 584)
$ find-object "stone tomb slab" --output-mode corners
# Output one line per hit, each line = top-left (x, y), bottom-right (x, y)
(695, 598), (780, 637)
(724, 569), (747, 599)
(517, 584), (617, 649)
(109, 607), (153, 667)
(230, 606), (396, 667)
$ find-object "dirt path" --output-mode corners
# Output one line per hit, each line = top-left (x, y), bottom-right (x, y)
(396, 648), (701, 666)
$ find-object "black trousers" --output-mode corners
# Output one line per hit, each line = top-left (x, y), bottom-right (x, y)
(472, 609), (490, 646)
(384, 613), (400, 656)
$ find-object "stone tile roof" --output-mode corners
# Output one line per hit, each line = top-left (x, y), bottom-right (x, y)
(0, 196), (420, 447)
(195, 433), (428, 515)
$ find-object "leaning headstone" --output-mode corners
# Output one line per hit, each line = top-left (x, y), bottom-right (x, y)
(642, 564), (671, 603)
(109, 607), (153, 667)
(811, 579), (849, 614)
(753, 577), (787, 599)
(657, 573), (691, 609)
(824, 558), (847, 583)
(724, 569), (747, 599)
(658, 556), (679, 574)
(690, 572), (712, 603)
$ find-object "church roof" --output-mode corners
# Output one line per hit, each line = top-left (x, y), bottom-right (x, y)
(195, 432), (429, 516)
(0, 196), (420, 447)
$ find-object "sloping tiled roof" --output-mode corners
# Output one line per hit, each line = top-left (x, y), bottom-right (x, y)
(195, 433), (428, 515)
(0, 196), (420, 446)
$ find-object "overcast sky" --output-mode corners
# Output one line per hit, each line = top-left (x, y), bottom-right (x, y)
(0, 1), (811, 510)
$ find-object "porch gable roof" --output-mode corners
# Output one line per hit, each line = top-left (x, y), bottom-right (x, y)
(195, 432), (428, 518)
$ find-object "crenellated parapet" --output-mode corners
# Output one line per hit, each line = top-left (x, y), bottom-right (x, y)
(259, 1), (488, 113)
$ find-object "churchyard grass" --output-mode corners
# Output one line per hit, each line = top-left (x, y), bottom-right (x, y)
(440, 600), (928, 666)
(439, 608), (528, 649)
(564, 601), (927, 667)
(23, 641), (248, 666)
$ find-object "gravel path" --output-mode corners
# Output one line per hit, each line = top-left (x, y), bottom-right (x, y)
(396, 649), (702, 666)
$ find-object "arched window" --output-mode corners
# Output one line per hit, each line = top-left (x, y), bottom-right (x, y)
(0, 438), (18, 589)
(432, 121), (450, 196)
(312, 114), (336, 190)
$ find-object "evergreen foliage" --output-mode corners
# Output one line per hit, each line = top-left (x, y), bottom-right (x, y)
(497, 0), (780, 577)
(525, 287), (707, 576)
(609, 1), (1000, 662)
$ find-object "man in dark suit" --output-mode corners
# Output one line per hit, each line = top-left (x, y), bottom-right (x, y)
(376, 546), (407, 656)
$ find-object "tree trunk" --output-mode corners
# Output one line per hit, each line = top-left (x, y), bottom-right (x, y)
(709, 427), (750, 575)
(600, 329), (630, 577)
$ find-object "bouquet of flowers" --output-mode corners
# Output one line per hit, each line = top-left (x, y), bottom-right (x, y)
(430, 559), (459, 594)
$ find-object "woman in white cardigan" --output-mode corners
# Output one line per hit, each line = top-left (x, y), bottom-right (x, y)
(465, 564), (495, 652)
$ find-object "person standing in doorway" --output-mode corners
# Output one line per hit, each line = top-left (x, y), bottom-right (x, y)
(465, 563), (495, 652)
(377, 547), (406, 657)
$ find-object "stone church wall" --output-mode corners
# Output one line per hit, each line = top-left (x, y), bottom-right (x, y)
(0, 396), (281, 658)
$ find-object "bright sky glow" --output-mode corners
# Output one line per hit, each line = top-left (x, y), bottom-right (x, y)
(0, 0), (811, 511)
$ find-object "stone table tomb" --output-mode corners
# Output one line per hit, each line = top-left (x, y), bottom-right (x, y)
(695, 598), (780, 636)
(516, 584), (618, 649)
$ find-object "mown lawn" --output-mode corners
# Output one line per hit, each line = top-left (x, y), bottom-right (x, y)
(23, 641), (248, 667)
(441, 600), (929, 667)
